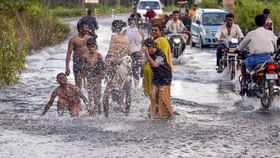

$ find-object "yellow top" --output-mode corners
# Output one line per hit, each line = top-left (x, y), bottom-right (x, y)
(142, 36), (173, 96)
(155, 36), (173, 69)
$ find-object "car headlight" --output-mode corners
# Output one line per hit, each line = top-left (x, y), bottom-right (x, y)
(174, 38), (181, 44)
(203, 28), (211, 36)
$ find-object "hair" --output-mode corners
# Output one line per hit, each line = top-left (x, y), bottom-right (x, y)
(263, 8), (270, 15)
(152, 24), (163, 33)
(255, 14), (266, 26)
(143, 38), (156, 48)
(112, 20), (127, 31)
(87, 38), (97, 46)
(226, 13), (234, 19)
(173, 10), (180, 15)
(87, 9), (92, 15)
(56, 72), (66, 80)
(128, 17), (136, 26)
(77, 20), (87, 32)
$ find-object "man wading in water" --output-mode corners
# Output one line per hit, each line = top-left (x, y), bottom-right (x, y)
(65, 21), (92, 88)
(42, 73), (89, 117)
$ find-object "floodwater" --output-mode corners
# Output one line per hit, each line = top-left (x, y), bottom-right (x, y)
(1, 15), (280, 158)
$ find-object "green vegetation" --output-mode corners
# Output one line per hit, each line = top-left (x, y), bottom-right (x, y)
(200, 0), (222, 9)
(163, 5), (178, 12)
(51, 4), (181, 18)
(235, 0), (280, 33)
(200, 0), (280, 33)
(0, 1), (69, 86)
(51, 5), (132, 17)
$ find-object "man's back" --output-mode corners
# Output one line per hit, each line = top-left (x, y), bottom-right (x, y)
(238, 27), (276, 55)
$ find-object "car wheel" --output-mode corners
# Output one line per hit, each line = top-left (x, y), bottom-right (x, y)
(190, 36), (195, 47)
(199, 36), (205, 49)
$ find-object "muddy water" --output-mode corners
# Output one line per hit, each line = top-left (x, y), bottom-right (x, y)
(1, 15), (280, 158)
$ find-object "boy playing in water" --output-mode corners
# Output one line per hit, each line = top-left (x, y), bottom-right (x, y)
(84, 38), (106, 115)
(42, 73), (89, 117)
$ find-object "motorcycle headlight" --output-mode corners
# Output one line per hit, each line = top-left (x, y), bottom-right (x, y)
(174, 38), (181, 44)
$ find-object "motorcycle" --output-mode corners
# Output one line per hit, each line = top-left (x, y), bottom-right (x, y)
(167, 33), (186, 58)
(239, 50), (280, 109)
(218, 38), (240, 80)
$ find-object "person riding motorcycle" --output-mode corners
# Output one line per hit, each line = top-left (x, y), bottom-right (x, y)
(236, 14), (277, 94)
(165, 10), (189, 45)
(215, 13), (244, 73)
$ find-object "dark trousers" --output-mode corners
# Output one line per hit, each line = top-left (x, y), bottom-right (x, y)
(216, 43), (226, 66)
(131, 52), (141, 81)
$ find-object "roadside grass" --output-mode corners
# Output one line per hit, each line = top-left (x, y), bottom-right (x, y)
(0, 2), (70, 85)
(51, 5), (183, 17)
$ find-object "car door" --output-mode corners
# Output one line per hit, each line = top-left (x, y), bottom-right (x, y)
(190, 12), (202, 44)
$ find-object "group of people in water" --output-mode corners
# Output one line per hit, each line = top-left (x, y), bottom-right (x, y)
(42, 5), (277, 119)
(42, 8), (175, 119)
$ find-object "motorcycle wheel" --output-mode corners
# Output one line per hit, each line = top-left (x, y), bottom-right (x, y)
(174, 48), (179, 58)
(261, 81), (274, 109)
(230, 59), (235, 80)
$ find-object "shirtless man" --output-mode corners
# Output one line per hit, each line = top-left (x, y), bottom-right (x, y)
(84, 38), (106, 115)
(65, 21), (91, 88)
(42, 73), (89, 117)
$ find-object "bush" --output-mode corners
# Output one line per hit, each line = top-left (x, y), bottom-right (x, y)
(51, 7), (85, 17)
(234, 0), (280, 33)
(51, 5), (132, 17)
(19, 5), (70, 49)
(200, 0), (280, 33)
(0, 17), (28, 85)
(0, 1), (70, 86)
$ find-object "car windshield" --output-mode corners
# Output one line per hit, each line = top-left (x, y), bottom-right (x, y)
(138, 1), (160, 10)
(202, 13), (227, 25)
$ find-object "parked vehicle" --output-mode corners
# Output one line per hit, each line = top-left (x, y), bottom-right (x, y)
(136, 0), (163, 19)
(190, 8), (228, 48)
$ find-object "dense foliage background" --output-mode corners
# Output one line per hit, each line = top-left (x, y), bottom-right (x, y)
(200, 0), (280, 33)
(0, 0), (69, 85)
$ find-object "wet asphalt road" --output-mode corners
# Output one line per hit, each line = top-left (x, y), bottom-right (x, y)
(1, 14), (280, 158)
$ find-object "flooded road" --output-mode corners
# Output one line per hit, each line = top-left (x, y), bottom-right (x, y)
(1, 15), (280, 158)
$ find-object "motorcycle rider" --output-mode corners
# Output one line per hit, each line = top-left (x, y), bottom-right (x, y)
(237, 14), (277, 94)
(165, 10), (188, 49)
(215, 13), (244, 73)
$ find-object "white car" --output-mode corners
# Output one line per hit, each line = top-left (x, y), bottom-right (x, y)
(136, 0), (163, 18)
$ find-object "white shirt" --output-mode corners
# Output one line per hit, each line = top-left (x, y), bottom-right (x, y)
(238, 27), (277, 55)
(165, 19), (186, 33)
(125, 26), (142, 53)
(215, 24), (244, 41)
